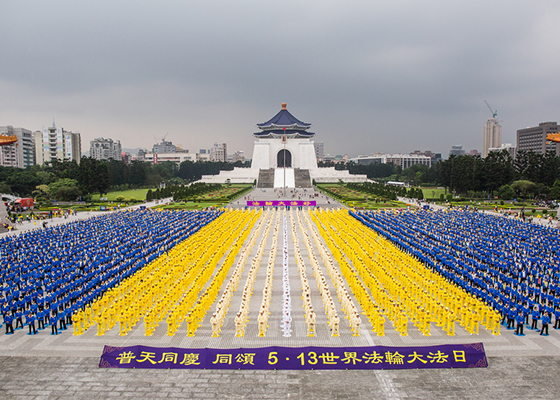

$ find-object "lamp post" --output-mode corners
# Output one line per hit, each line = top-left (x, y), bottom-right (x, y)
(282, 132), (287, 197)
(283, 140), (286, 197)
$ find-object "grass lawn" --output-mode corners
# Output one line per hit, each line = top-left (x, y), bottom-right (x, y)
(153, 202), (224, 210)
(421, 187), (447, 199)
(91, 189), (151, 201)
(348, 200), (408, 210)
(317, 183), (407, 209)
(317, 184), (369, 201)
(196, 185), (252, 200)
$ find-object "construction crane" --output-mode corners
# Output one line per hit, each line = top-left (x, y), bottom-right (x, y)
(153, 132), (169, 143)
(485, 101), (497, 118)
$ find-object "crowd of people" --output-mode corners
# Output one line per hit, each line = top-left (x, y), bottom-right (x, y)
(316, 209), (496, 337)
(290, 210), (317, 337)
(1, 209), (222, 335)
(234, 210), (275, 337)
(352, 208), (560, 336)
(4, 196), (560, 341)
(210, 210), (264, 337)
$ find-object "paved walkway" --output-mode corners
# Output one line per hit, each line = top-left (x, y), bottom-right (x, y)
(1, 190), (559, 399)
(0, 355), (558, 399)
(400, 197), (560, 228)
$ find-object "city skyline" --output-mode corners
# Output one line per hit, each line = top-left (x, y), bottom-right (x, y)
(1, 1), (559, 158)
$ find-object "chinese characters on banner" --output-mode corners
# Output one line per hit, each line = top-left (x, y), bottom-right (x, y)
(247, 201), (316, 207)
(100, 344), (487, 370)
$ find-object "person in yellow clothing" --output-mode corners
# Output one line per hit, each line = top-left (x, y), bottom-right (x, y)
(446, 310), (455, 336)
(118, 311), (127, 336)
(469, 310), (480, 335)
(95, 312), (105, 336)
(84, 304), (92, 328)
(71, 311), (83, 335)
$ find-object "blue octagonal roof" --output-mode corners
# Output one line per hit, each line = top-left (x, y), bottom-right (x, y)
(257, 103), (312, 129)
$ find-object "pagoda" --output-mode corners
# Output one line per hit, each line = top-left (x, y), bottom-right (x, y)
(199, 103), (367, 188)
(254, 103), (314, 139)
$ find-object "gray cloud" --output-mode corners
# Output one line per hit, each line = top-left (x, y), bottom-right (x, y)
(1, 0), (560, 158)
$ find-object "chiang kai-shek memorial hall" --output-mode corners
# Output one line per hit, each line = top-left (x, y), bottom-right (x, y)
(200, 103), (367, 188)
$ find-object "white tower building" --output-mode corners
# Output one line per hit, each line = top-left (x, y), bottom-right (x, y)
(34, 123), (81, 165)
(483, 118), (502, 158)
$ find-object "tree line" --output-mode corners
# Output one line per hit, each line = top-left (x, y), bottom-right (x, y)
(0, 158), (250, 201)
(323, 150), (560, 200)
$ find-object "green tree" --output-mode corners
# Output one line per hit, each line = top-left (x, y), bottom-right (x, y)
(106, 159), (129, 187)
(47, 159), (79, 180)
(549, 180), (560, 200)
(5, 170), (41, 196)
(48, 178), (81, 201)
(511, 180), (536, 200)
(498, 184), (514, 200)
(36, 171), (53, 185)
(483, 150), (515, 196)
(0, 181), (10, 194)
(77, 157), (110, 196)
(129, 161), (147, 187)
(33, 184), (50, 201)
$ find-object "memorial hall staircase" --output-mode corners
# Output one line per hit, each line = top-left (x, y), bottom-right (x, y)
(257, 169), (275, 188)
(294, 168), (312, 188)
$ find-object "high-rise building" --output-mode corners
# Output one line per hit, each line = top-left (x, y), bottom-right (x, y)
(469, 149), (481, 156)
(516, 122), (559, 155)
(488, 143), (516, 158)
(314, 142), (324, 161)
(121, 152), (132, 164)
(449, 145), (466, 157)
(34, 123), (81, 165)
(483, 118), (502, 158)
(90, 137), (122, 161)
(0, 126), (35, 168)
(210, 143), (227, 162)
(232, 150), (245, 163)
(143, 152), (197, 165)
(152, 140), (176, 154)
(411, 150), (442, 164)
(386, 154), (431, 169)
(349, 153), (431, 168)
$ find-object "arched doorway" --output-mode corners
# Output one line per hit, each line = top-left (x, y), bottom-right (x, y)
(277, 149), (292, 168)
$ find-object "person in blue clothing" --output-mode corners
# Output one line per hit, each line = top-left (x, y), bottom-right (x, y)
(14, 308), (24, 330)
(58, 309), (66, 331)
(27, 312), (37, 335)
(66, 304), (73, 326)
(50, 312), (59, 335)
(37, 309), (45, 330)
(522, 302), (530, 324)
(507, 306), (516, 330)
(540, 312), (551, 336)
(4, 311), (14, 334)
(515, 310), (525, 336)
(531, 305), (540, 330)
(555, 306), (560, 330)
(545, 302), (554, 321)
(497, 301), (505, 325)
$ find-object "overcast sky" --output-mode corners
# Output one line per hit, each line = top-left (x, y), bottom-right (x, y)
(2, 1), (560, 158)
